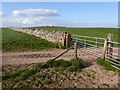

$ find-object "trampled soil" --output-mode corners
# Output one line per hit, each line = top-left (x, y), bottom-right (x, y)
(2, 48), (119, 88)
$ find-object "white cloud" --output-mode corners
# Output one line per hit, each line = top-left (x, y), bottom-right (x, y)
(12, 8), (59, 17)
(1, 8), (117, 28)
(22, 18), (33, 25)
(1, 16), (74, 27)
(0, 11), (4, 16)
(1, 17), (117, 28)
(0, 8), (60, 27)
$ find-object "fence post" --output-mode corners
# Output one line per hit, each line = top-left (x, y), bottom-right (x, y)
(84, 36), (86, 48)
(103, 39), (107, 60)
(66, 32), (72, 48)
(74, 36), (77, 59)
(106, 33), (113, 59)
(95, 38), (98, 56)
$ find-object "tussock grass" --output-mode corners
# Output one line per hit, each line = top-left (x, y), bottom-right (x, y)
(35, 58), (86, 72)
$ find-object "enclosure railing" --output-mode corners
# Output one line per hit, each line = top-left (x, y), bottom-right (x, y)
(72, 35), (105, 57)
(72, 34), (120, 70)
(105, 41), (120, 70)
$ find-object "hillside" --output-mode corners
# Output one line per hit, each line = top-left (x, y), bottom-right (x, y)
(2, 28), (58, 52)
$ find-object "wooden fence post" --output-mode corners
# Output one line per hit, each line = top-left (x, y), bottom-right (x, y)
(74, 42), (77, 59)
(74, 37), (77, 59)
(106, 33), (113, 59)
(103, 39), (107, 60)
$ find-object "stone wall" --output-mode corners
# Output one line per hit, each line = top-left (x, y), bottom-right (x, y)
(11, 28), (72, 47)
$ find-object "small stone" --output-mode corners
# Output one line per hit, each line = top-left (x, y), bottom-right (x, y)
(92, 81), (96, 84)
(74, 83), (77, 86)
(93, 86), (98, 88)
(74, 77), (77, 80)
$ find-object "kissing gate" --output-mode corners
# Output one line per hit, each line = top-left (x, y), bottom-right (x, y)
(72, 33), (120, 70)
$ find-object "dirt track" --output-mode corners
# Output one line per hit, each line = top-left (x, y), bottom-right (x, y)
(2, 48), (97, 66)
(2, 49), (119, 88)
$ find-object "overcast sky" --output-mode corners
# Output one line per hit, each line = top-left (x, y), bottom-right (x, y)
(1, 2), (118, 28)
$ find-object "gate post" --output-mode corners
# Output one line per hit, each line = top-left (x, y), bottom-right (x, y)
(74, 36), (77, 59)
(66, 32), (72, 48)
(106, 33), (113, 59)
(103, 39), (107, 60)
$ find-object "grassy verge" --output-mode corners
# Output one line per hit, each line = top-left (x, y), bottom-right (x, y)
(39, 58), (86, 72)
(3, 58), (86, 81)
(2, 28), (59, 52)
(97, 58), (120, 73)
(2, 58), (86, 88)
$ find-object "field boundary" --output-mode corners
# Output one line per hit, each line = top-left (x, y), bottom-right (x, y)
(10, 28), (72, 47)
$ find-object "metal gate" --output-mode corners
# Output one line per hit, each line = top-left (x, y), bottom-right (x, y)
(72, 34), (120, 70)
(72, 35), (105, 58)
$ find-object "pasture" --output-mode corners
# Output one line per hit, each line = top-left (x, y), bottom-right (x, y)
(34, 26), (118, 42)
(2, 28), (58, 52)
(2, 27), (118, 51)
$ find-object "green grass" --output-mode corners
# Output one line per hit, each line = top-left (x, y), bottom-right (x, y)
(42, 59), (72, 68)
(2, 69), (27, 80)
(3, 68), (37, 81)
(2, 27), (118, 51)
(15, 69), (36, 81)
(97, 58), (119, 72)
(2, 28), (59, 52)
(33, 26), (118, 42)
(41, 58), (85, 72)
(3, 58), (85, 81)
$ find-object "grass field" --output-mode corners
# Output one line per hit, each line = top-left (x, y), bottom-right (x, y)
(33, 26), (118, 42)
(2, 27), (119, 51)
(2, 28), (58, 52)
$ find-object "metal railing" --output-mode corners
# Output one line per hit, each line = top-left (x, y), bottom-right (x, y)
(105, 41), (120, 70)
(72, 34), (120, 70)
(72, 35), (105, 57)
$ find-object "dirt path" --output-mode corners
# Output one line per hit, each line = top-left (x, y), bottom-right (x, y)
(2, 48), (97, 66)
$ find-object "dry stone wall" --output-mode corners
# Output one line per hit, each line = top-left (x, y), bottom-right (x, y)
(11, 28), (72, 47)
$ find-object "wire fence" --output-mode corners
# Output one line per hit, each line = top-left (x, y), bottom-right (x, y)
(72, 34), (120, 70)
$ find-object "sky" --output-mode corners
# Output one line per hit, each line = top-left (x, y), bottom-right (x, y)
(0, 2), (118, 28)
